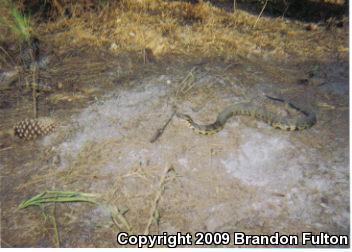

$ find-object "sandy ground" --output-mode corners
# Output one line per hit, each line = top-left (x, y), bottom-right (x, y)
(0, 54), (348, 247)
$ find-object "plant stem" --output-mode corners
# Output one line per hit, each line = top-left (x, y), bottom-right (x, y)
(51, 204), (61, 248)
(32, 77), (37, 118)
(254, 0), (268, 28)
(143, 165), (174, 236)
(29, 39), (38, 118)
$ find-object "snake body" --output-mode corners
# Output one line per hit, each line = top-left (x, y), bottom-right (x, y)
(177, 99), (316, 135)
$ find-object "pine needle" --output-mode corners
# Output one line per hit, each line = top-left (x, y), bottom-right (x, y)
(18, 191), (98, 210)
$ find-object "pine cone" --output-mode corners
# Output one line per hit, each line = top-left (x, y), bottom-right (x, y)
(13, 117), (57, 140)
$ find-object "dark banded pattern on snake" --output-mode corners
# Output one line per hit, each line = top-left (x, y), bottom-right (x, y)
(176, 100), (316, 135)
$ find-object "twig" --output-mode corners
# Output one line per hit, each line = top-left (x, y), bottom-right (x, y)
(0, 239), (13, 248)
(111, 206), (133, 234)
(176, 67), (196, 96)
(0, 46), (16, 67)
(31, 78), (38, 118)
(30, 43), (38, 118)
(0, 146), (13, 152)
(50, 204), (60, 248)
(254, 0), (268, 28)
(150, 110), (176, 143)
(52, 0), (65, 16)
(280, 0), (290, 18)
(143, 165), (174, 235)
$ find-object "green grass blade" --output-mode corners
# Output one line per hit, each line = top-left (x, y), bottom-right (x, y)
(18, 191), (99, 210)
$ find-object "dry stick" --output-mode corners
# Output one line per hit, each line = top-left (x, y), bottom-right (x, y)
(52, 0), (65, 16)
(30, 46), (38, 118)
(32, 68), (38, 118)
(143, 165), (174, 236)
(0, 146), (13, 152)
(182, 74), (196, 94)
(1, 239), (13, 248)
(150, 110), (176, 143)
(0, 46), (16, 67)
(50, 204), (60, 248)
(111, 207), (133, 234)
(176, 67), (196, 96)
(143, 48), (146, 64)
(281, 0), (290, 18)
(254, 0), (268, 28)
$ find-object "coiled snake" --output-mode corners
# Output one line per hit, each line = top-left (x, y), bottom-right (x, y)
(176, 96), (316, 135)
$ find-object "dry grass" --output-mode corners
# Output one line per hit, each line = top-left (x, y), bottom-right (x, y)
(0, 0), (348, 80)
(24, 0), (346, 64)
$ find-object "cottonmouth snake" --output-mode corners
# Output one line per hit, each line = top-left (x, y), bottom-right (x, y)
(176, 96), (316, 135)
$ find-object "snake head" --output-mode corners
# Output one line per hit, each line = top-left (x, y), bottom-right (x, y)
(176, 113), (193, 122)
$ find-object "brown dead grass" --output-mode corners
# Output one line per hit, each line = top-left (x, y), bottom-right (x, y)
(0, 0), (348, 71)
(30, 0), (347, 64)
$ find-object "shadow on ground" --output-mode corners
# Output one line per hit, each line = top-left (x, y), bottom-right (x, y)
(178, 0), (348, 23)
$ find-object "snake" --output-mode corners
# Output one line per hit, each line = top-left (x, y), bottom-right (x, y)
(176, 97), (316, 135)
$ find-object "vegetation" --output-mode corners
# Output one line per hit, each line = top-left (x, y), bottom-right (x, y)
(0, 0), (33, 42)
(0, 0), (348, 65)
(18, 190), (98, 209)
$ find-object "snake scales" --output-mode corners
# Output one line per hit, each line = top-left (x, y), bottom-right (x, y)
(176, 96), (316, 135)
